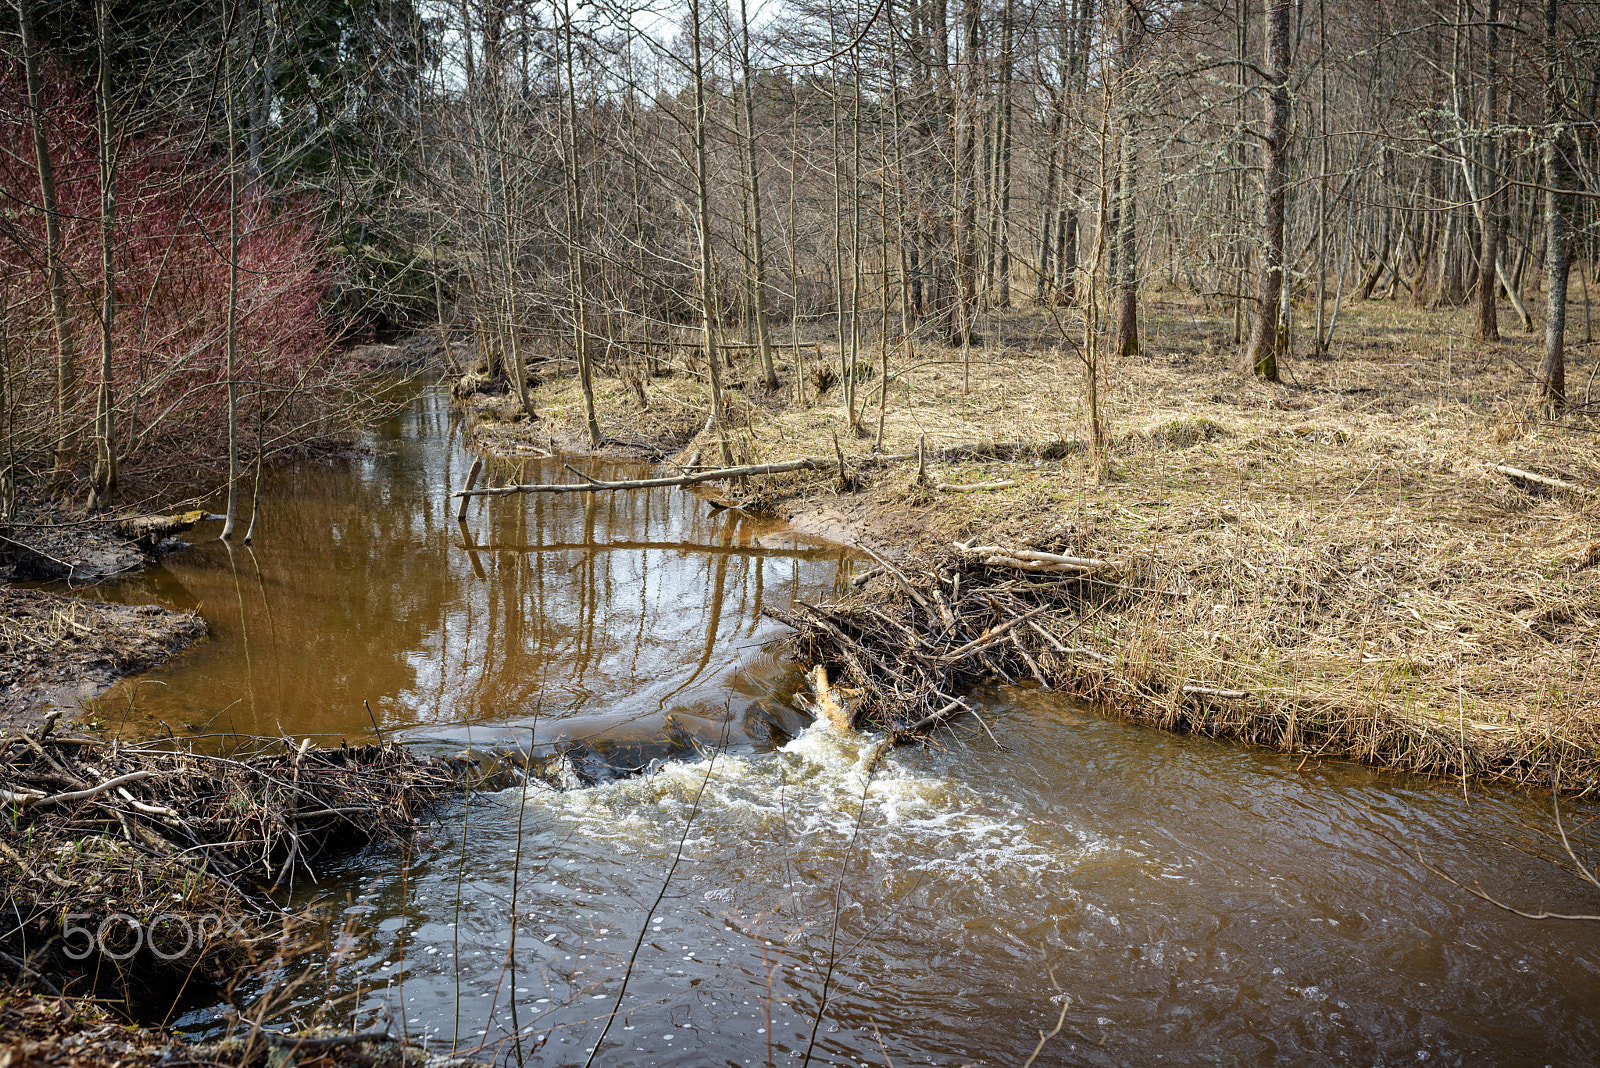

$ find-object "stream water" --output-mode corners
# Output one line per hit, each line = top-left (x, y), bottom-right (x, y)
(89, 387), (1600, 1066)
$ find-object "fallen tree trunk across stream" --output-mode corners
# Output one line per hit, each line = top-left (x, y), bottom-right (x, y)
(453, 457), (832, 498)
(451, 453), (920, 500)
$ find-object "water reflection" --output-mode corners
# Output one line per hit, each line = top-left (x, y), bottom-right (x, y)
(89, 387), (854, 750)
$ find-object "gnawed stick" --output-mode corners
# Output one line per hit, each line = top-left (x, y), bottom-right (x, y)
(1181, 684), (1248, 699)
(1011, 630), (1050, 687)
(849, 565), (884, 588)
(858, 544), (951, 628)
(982, 554), (1090, 573)
(1025, 618), (1114, 664)
(1, 769), (164, 809)
(897, 694), (970, 736)
(953, 541), (1112, 571)
(937, 602), (1055, 664)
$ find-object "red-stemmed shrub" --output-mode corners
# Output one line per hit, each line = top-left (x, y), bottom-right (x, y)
(0, 62), (352, 499)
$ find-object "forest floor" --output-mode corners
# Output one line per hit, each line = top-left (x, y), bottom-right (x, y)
(464, 290), (1600, 792)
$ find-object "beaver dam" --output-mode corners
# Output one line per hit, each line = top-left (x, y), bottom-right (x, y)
(6, 384), (1599, 1066)
(0, 712), (467, 1003)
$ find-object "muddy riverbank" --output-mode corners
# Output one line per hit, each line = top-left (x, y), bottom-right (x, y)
(0, 505), (208, 730)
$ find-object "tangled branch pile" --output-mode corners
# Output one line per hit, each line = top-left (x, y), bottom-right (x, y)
(0, 715), (467, 1000)
(765, 541), (1127, 735)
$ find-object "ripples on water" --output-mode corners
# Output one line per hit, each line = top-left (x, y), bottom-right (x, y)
(204, 694), (1600, 1068)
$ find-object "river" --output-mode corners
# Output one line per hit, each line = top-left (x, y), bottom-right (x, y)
(89, 386), (1600, 1066)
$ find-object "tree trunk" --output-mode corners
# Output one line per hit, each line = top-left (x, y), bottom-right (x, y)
(995, 0), (1015, 308)
(1113, 4), (1140, 358)
(561, 0), (598, 446)
(17, 0), (77, 485)
(737, 0), (778, 391)
(689, 0), (732, 464)
(953, 0), (980, 347)
(1056, 0), (1092, 307)
(1247, 0), (1290, 381)
(87, 0), (118, 509)
(1037, 102), (1062, 304)
(1477, 0), (1501, 340)
(1538, 0), (1573, 405)
(220, 75), (241, 539)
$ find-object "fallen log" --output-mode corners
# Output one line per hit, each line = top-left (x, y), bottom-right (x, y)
(453, 454), (915, 500)
(113, 510), (220, 548)
(453, 457), (830, 499)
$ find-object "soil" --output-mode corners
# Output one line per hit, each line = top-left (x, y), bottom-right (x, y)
(452, 293), (1600, 791)
(0, 511), (148, 586)
(1, 502), (207, 732)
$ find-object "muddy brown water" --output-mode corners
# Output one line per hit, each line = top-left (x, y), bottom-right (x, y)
(86, 387), (1600, 1066)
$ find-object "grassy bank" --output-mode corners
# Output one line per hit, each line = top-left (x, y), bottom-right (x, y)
(456, 294), (1600, 791)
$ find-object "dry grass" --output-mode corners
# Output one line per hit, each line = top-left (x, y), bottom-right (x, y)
(471, 292), (1600, 790)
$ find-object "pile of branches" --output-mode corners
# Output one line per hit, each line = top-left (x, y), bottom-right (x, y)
(0, 713), (469, 1000)
(766, 541), (1126, 735)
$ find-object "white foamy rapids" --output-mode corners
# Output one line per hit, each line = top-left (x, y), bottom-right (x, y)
(520, 719), (1116, 899)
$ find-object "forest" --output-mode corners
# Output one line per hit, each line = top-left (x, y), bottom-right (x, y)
(0, 0), (1595, 511)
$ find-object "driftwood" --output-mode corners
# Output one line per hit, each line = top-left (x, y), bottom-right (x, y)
(1493, 463), (1596, 496)
(937, 480), (1017, 492)
(112, 510), (220, 547)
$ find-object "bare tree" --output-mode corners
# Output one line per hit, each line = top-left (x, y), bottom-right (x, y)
(15, 0), (76, 486)
(1537, 0), (1575, 405)
(86, 0), (118, 510)
(1246, 0), (1289, 382)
